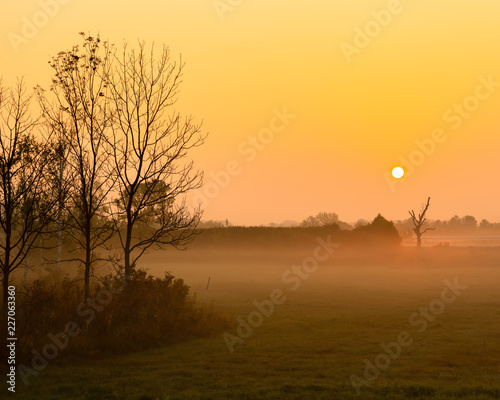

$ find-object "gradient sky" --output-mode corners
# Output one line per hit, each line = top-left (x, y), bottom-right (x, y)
(1, 0), (499, 225)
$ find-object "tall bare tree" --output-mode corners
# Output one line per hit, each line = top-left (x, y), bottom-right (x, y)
(44, 128), (73, 273)
(37, 33), (115, 298)
(409, 197), (435, 249)
(0, 80), (55, 311)
(106, 42), (205, 277)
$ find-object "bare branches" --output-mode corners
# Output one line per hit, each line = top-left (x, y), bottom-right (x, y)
(409, 197), (434, 249)
(38, 34), (116, 298)
(0, 79), (57, 310)
(408, 197), (431, 225)
(2, 35), (207, 302)
(106, 42), (205, 276)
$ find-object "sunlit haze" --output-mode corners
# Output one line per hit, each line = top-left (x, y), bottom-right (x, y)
(1, 0), (499, 225)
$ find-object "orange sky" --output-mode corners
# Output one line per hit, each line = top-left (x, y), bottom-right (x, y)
(1, 0), (499, 225)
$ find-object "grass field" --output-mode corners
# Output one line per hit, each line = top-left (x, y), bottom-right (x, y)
(12, 246), (500, 399)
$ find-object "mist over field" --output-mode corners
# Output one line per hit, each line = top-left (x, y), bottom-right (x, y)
(4, 205), (500, 399)
(133, 239), (500, 398)
(9, 232), (500, 399)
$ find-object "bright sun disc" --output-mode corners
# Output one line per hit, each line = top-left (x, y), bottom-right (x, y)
(392, 166), (405, 179)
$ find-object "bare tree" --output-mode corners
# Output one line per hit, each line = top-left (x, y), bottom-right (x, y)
(44, 128), (73, 273)
(37, 33), (115, 299)
(409, 197), (435, 249)
(300, 212), (339, 227)
(0, 80), (54, 311)
(106, 42), (205, 277)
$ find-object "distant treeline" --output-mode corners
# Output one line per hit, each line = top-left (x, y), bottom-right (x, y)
(201, 213), (500, 239)
(394, 215), (500, 238)
(195, 214), (401, 249)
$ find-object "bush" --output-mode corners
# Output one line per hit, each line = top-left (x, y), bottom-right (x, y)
(15, 277), (82, 352)
(12, 269), (231, 360)
(344, 214), (401, 247)
(87, 269), (231, 352)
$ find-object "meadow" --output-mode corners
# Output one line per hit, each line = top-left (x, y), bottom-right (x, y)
(12, 244), (500, 399)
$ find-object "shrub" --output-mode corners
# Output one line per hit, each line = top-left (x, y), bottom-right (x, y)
(12, 269), (231, 360)
(87, 269), (231, 352)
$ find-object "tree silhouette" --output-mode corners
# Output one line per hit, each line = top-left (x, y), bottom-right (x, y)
(409, 197), (435, 249)
(43, 128), (73, 273)
(105, 42), (205, 277)
(300, 212), (353, 230)
(300, 212), (339, 227)
(0, 80), (55, 311)
(348, 214), (401, 247)
(37, 34), (115, 299)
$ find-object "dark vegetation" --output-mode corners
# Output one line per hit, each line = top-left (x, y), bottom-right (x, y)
(11, 269), (231, 361)
(395, 214), (500, 238)
(194, 213), (401, 250)
(208, 210), (500, 239)
(0, 33), (223, 368)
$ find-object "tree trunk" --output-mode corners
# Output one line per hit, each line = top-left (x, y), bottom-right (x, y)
(84, 254), (90, 300)
(3, 215), (12, 313)
(124, 221), (132, 278)
(39, 236), (44, 277)
(23, 246), (29, 285)
(56, 212), (62, 273)
(416, 233), (422, 249)
(84, 226), (91, 300)
(2, 269), (9, 314)
(56, 161), (64, 273)
(57, 230), (62, 273)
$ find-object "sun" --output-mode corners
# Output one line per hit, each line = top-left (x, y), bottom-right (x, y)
(392, 166), (405, 179)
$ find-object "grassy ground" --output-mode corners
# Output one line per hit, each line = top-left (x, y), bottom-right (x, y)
(11, 247), (500, 399)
